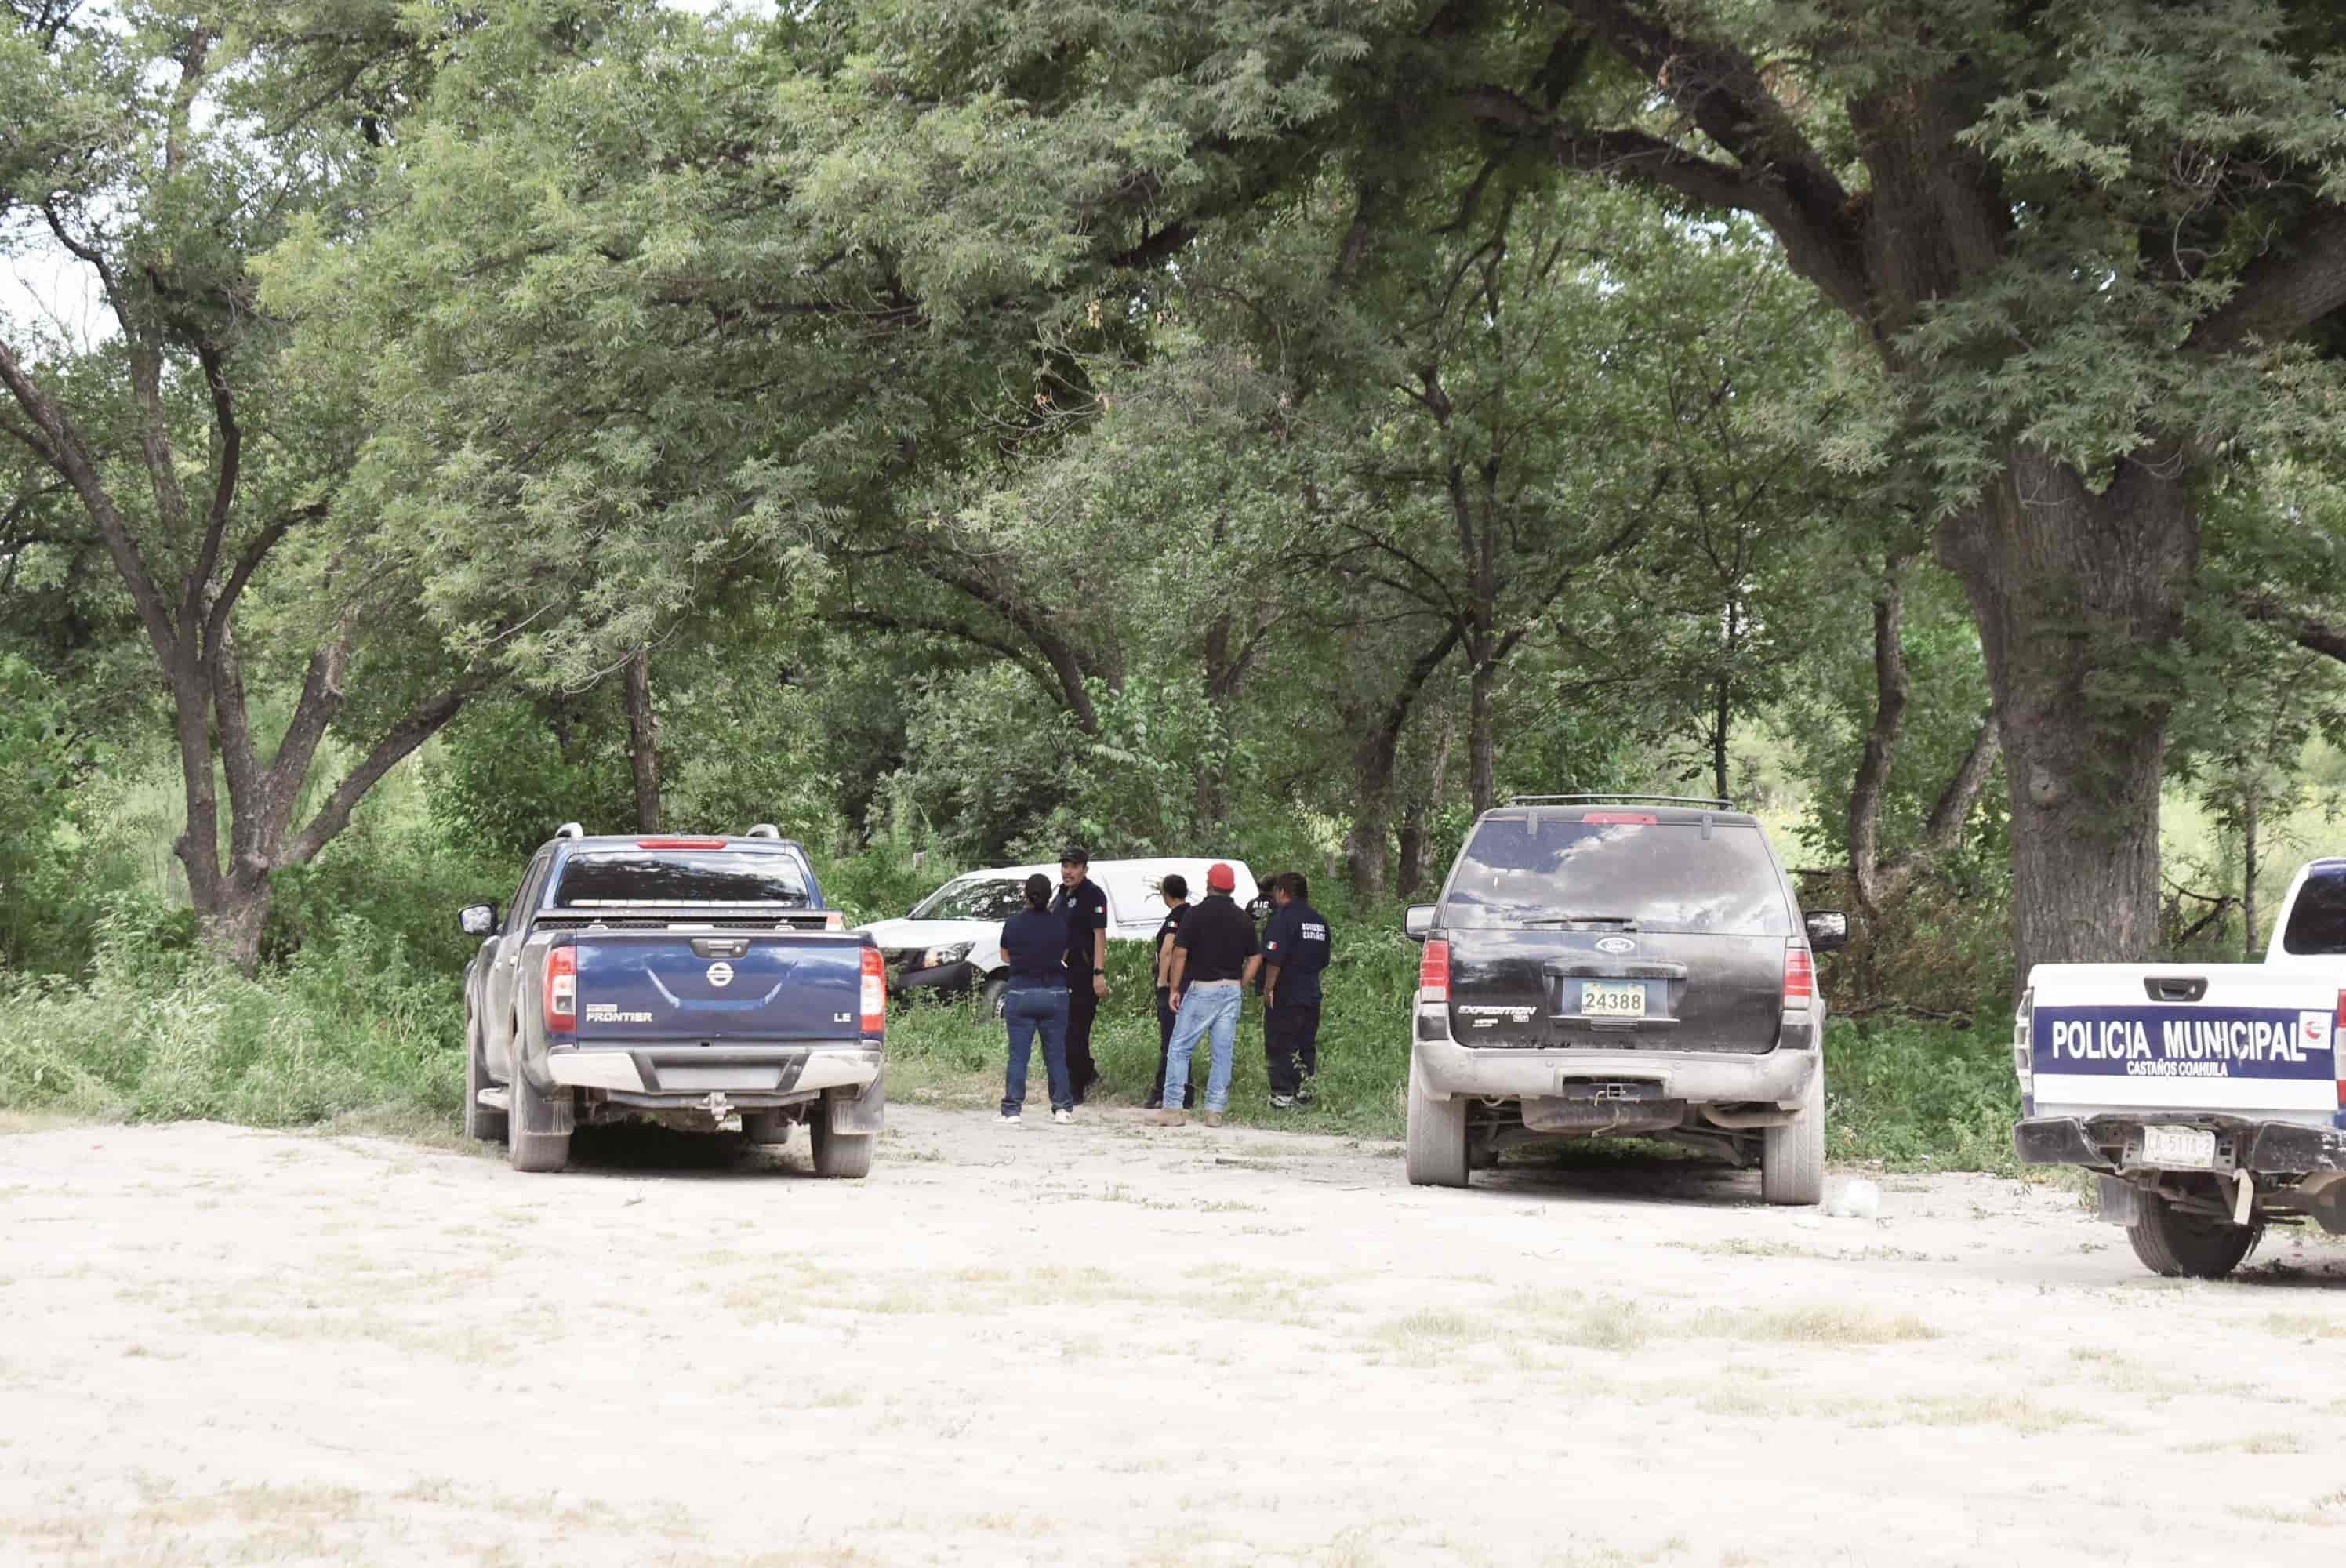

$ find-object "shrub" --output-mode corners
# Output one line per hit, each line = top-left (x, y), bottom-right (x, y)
(0, 904), (462, 1127)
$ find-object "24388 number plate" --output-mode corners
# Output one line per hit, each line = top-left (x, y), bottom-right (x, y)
(1578, 981), (1647, 1018)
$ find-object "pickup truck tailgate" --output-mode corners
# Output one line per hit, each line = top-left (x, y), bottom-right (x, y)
(2029, 964), (2341, 1115)
(569, 931), (870, 1043)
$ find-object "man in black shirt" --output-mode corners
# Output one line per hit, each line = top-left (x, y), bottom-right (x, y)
(1260, 871), (1333, 1109)
(1148, 873), (1194, 1110)
(1050, 845), (1109, 1103)
(1151, 862), (1258, 1127)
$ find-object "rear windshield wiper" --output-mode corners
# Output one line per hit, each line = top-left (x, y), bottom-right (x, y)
(1521, 915), (1640, 929)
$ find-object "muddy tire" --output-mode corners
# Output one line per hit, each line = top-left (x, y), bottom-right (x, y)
(1760, 1054), (1826, 1206)
(808, 1113), (875, 1179)
(742, 1110), (793, 1146)
(2127, 1192), (2261, 1279)
(1405, 1054), (1469, 1188)
(979, 976), (1008, 1019)
(463, 1017), (507, 1145)
(506, 1056), (570, 1174)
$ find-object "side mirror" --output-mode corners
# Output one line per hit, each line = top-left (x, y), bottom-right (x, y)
(1404, 905), (1436, 942)
(458, 903), (499, 938)
(1805, 910), (1850, 953)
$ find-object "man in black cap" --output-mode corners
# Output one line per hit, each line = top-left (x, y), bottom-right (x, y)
(1148, 873), (1194, 1110)
(1051, 845), (1109, 1102)
(1260, 871), (1332, 1109)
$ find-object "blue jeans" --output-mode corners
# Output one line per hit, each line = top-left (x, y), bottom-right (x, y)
(1003, 981), (1073, 1114)
(1161, 981), (1243, 1112)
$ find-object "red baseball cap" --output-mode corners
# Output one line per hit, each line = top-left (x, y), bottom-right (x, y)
(1206, 862), (1236, 891)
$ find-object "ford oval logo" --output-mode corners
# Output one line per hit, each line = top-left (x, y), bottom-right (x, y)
(1594, 936), (1636, 955)
(706, 961), (735, 988)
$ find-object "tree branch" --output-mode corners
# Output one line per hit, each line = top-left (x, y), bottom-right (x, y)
(2185, 205), (2346, 357)
(279, 675), (492, 869)
(187, 342), (242, 630)
(0, 332), (177, 666)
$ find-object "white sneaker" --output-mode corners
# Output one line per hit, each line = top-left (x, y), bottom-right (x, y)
(1051, 1108), (1073, 1125)
(998, 1111), (1022, 1125)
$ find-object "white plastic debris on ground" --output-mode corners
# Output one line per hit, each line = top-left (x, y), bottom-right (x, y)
(1825, 1178), (1883, 1219)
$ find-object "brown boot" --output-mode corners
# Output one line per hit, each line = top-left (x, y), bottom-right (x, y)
(1148, 1109), (1188, 1127)
(1202, 1111), (1225, 1129)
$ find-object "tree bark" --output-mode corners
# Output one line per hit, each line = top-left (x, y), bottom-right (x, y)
(626, 648), (661, 833)
(1467, 652), (1498, 815)
(1396, 800), (1425, 898)
(2242, 782), (2260, 962)
(1710, 671), (1730, 805)
(1937, 456), (2195, 984)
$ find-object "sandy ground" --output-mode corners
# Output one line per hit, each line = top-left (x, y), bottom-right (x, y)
(3, 1109), (2344, 1568)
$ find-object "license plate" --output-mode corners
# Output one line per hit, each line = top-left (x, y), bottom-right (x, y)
(2141, 1125), (2216, 1170)
(1579, 980), (1647, 1019)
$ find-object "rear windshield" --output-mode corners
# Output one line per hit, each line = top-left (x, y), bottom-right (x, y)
(552, 849), (812, 908)
(911, 877), (1030, 922)
(2279, 868), (2346, 955)
(1443, 818), (1792, 935)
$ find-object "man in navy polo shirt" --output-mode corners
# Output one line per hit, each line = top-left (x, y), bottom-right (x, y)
(1260, 871), (1332, 1109)
(1051, 845), (1109, 1103)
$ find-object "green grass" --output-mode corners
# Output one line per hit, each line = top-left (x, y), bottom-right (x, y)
(0, 746), (2031, 1171)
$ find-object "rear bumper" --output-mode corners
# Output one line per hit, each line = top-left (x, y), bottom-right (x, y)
(1413, 1034), (1816, 1106)
(894, 960), (979, 1000)
(2015, 1114), (2346, 1174)
(544, 1043), (883, 1099)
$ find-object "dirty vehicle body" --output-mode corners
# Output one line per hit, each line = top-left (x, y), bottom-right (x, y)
(1402, 797), (1847, 1203)
(457, 826), (885, 1176)
(2014, 858), (2346, 1278)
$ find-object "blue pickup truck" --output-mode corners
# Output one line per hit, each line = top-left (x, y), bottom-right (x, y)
(456, 826), (886, 1176)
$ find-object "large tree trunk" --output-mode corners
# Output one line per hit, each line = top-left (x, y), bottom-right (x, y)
(2242, 782), (2260, 962)
(1939, 456), (2195, 982)
(626, 648), (661, 833)
(1395, 801), (1425, 898)
(1467, 654), (1497, 815)
(1346, 725), (1396, 901)
(1710, 673), (1731, 805)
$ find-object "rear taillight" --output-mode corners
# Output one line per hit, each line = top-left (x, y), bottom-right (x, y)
(543, 946), (577, 1034)
(1782, 942), (1815, 1007)
(860, 945), (886, 1036)
(1582, 811), (1657, 826)
(637, 837), (726, 850)
(2013, 985), (2035, 1096)
(1419, 938), (1451, 1002)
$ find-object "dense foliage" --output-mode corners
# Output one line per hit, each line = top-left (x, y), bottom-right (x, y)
(11, 0), (2346, 1161)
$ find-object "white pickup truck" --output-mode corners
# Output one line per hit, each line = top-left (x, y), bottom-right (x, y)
(2014, 858), (2346, 1279)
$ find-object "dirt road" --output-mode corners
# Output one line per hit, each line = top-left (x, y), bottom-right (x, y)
(3, 1108), (2344, 1567)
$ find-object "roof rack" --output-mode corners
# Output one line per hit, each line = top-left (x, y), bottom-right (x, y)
(744, 824), (782, 840)
(1505, 794), (1733, 810)
(554, 822), (586, 839)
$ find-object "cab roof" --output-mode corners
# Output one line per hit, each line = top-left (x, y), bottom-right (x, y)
(1490, 803), (1762, 829)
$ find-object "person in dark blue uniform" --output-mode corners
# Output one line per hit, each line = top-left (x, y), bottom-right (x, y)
(1051, 845), (1110, 1103)
(1148, 873), (1194, 1110)
(998, 873), (1075, 1124)
(1260, 871), (1332, 1109)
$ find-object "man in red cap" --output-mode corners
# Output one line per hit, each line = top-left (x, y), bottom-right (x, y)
(1153, 861), (1259, 1127)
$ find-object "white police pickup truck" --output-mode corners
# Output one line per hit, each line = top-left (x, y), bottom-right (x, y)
(2014, 858), (2346, 1278)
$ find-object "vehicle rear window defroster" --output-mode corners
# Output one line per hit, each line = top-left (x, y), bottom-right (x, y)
(554, 850), (812, 907)
(1444, 818), (1792, 935)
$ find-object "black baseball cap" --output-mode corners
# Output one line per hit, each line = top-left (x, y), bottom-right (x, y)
(1059, 844), (1089, 866)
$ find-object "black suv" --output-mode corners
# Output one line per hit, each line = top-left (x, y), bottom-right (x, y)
(1401, 797), (1848, 1203)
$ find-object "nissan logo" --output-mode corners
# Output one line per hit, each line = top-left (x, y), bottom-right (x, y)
(706, 961), (735, 988)
(1594, 937), (1636, 955)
